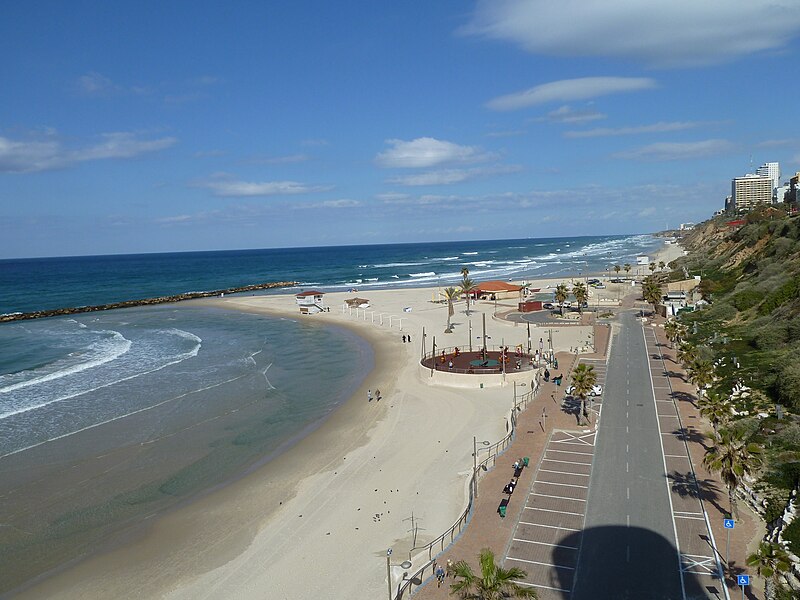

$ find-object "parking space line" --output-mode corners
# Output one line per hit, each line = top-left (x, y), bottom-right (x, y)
(512, 538), (579, 550)
(507, 557), (575, 570)
(533, 481), (588, 489)
(518, 521), (581, 532)
(531, 492), (587, 502)
(516, 581), (571, 592)
(524, 506), (585, 516)
(541, 458), (593, 466)
(539, 468), (590, 476)
(544, 449), (594, 456)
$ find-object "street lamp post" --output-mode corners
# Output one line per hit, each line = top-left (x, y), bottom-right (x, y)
(473, 436), (491, 498)
(386, 548), (413, 600)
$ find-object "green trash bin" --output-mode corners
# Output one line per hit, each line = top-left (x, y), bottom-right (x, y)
(499, 505), (506, 518)
(523, 457), (530, 467)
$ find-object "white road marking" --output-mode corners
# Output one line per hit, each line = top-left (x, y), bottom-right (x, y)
(507, 556), (575, 570)
(512, 538), (579, 550)
(519, 521), (580, 532)
(531, 492), (587, 502)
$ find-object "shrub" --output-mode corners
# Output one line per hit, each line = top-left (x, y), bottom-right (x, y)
(759, 276), (800, 315)
(781, 517), (800, 555)
(731, 289), (762, 311)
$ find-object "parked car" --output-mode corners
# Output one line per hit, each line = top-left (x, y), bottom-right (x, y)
(594, 283), (606, 289)
(566, 384), (603, 396)
(543, 302), (554, 309)
(610, 278), (624, 283)
(587, 278), (600, 285)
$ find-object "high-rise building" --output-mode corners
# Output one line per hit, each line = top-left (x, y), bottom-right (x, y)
(756, 161), (781, 193)
(732, 174), (773, 211)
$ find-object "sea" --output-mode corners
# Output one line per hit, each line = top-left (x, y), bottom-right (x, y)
(0, 233), (661, 591)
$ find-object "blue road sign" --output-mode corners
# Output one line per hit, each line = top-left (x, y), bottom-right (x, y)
(724, 519), (735, 529)
(737, 575), (750, 586)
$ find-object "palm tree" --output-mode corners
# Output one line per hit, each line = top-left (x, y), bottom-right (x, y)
(703, 429), (762, 517)
(554, 283), (568, 316)
(746, 541), (791, 597)
(649, 263), (657, 275)
(613, 264), (621, 277)
(450, 548), (537, 599)
(664, 320), (680, 349)
(686, 358), (714, 395)
(623, 263), (631, 278)
(696, 392), (730, 440)
(642, 276), (663, 315)
(461, 268), (477, 315)
(658, 260), (666, 271)
(570, 363), (597, 426)
(572, 282), (588, 314)
(443, 287), (459, 333)
(677, 342), (699, 369)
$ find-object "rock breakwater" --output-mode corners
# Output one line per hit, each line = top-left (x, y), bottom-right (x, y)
(0, 281), (298, 322)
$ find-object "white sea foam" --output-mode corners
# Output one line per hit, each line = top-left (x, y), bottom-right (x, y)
(462, 252), (478, 255)
(0, 328), (201, 421)
(0, 330), (132, 395)
(409, 271), (436, 277)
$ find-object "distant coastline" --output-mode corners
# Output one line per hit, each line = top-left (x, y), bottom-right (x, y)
(0, 280), (297, 322)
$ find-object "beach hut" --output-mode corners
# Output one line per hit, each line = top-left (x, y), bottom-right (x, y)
(474, 281), (523, 301)
(295, 290), (325, 314)
(344, 297), (370, 308)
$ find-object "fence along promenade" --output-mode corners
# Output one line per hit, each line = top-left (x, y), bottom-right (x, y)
(392, 377), (541, 599)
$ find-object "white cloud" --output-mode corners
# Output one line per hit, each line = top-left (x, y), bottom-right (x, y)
(757, 139), (794, 148)
(487, 77), (656, 111)
(375, 137), (491, 168)
(198, 177), (332, 197)
(613, 139), (735, 161)
(565, 121), (703, 138)
(387, 165), (522, 186)
(541, 105), (607, 124)
(462, 0), (800, 68)
(0, 132), (176, 173)
(317, 199), (361, 208)
(249, 154), (310, 165)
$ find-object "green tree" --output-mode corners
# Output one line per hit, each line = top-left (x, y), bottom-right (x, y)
(570, 363), (597, 426)
(443, 287), (459, 333)
(659, 260), (666, 271)
(554, 283), (569, 316)
(449, 548), (537, 599)
(572, 282), (588, 314)
(746, 541), (791, 597)
(696, 392), (730, 440)
(642, 275), (663, 315)
(677, 342), (699, 370)
(623, 263), (631, 278)
(613, 264), (621, 277)
(664, 320), (680, 349)
(649, 263), (657, 275)
(703, 429), (762, 517)
(461, 268), (478, 316)
(686, 358), (714, 396)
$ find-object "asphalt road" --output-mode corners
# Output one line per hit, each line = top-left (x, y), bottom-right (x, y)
(570, 311), (683, 600)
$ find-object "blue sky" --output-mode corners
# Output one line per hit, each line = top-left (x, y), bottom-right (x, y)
(2, 1), (799, 258)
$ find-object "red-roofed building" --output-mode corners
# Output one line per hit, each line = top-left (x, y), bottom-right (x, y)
(295, 290), (325, 314)
(474, 280), (523, 300)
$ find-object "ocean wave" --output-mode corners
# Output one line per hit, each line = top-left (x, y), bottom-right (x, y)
(462, 252), (478, 255)
(439, 256), (460, 261)
(0, 328), (201, 421)
(373, 261), (430, 268)
(0, 330), (131, 395)
(409, 271), (436, 277)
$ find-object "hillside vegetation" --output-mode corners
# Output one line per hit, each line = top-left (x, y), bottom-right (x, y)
(669, 208), (800, 555)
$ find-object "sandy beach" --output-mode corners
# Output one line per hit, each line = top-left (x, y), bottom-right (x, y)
(16, 241), (683, 599)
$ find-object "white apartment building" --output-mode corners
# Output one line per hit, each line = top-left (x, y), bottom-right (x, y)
(756, 161), (781, 193)
(732, 174), (773, 211)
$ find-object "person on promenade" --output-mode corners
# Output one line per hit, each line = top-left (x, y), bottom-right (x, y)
(375, 389), (381, 401)
(368, 389), (373, 402)
(402, 334), (406, 343)
(435, 565), (445, 586)
(407, 334), (411, 343)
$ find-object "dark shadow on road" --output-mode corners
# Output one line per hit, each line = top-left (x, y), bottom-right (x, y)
(671, 390), (698, 407)
(551, 525), (719, 600)
(667, 470), (726, 515)
(672, 426), (708, 448)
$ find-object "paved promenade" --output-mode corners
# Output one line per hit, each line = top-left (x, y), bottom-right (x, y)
(410, 308), (763, 600)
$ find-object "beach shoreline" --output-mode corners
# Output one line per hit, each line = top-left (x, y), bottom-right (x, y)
(13, 239), (680, 599)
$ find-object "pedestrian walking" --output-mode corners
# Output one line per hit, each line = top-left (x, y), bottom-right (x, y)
(402, 334), (406, 343)
(375, 389), (381, 401)
(407, 334), (411, 343)
(368, 389), (373, 402)
(435, 565), (445, 586)
(446, 559), (453, 577)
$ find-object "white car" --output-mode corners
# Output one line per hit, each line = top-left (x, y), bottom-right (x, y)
(566, 384), (603, 397)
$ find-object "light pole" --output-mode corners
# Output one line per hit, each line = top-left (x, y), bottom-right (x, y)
(473, 437), (491, 498)
(386, 548), (412, 600)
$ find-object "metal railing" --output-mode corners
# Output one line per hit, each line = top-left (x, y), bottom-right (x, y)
(393, 379), (540, 599)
